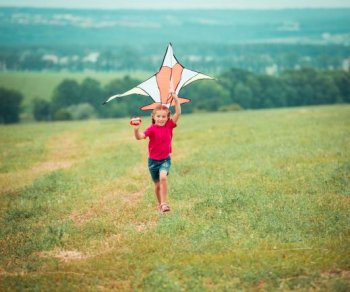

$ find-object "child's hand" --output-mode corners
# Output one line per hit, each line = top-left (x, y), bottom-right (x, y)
(130, 117), (142, 127)
(170, 92), (178, 99)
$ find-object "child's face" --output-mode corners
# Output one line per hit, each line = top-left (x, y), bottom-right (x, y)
(153, 109), (169, 126)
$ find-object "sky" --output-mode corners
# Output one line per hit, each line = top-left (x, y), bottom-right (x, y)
(1, 0), (350, 10)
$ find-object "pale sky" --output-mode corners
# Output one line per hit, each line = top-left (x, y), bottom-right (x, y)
(0, 0), (350, 9)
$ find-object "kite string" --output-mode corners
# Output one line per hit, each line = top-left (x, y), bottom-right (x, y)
(169, 48), (174, 106)
(170, 76), (174, 105)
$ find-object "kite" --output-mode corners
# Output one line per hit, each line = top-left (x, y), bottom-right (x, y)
(103, 43), (214, 110)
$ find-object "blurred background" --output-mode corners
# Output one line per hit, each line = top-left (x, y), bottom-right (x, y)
(0, 0), (349, 123)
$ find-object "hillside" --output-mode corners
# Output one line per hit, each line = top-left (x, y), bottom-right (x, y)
(1, 105), (349, 290)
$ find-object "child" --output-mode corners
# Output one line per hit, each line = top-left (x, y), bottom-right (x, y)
(133, 93), (181, 213)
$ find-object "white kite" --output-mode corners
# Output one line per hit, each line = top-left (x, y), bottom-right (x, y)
(103, 43), (214, 110)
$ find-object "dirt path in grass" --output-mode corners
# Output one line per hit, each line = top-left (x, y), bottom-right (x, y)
(36, 160), (153, 262)
(36, 127), (199, 262)
(0, 130), (81, 196)
(67, 127), (196, 229)
(49, 141), (195, 261)
(69, 162), (149, 226)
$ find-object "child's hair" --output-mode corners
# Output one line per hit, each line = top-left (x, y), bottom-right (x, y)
(151, 105), (170, 124)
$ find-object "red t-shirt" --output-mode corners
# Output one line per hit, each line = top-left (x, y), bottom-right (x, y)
(144, 119), (177, 160)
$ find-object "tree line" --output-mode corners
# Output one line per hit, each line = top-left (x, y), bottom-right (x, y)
(0, 68), (349, 124)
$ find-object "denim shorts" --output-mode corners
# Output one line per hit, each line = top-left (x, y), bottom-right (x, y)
(148, 156), (171, 183)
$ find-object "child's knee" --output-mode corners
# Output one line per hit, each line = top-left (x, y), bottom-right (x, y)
(159, 171), (167, 181)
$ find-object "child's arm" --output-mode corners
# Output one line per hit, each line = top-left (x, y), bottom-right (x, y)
(171, 93), (181, 124)
(134, 124), (145, 140)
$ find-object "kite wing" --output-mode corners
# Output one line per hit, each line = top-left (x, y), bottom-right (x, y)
(103, 43), (214, 110)
(103, 77), (157, 105)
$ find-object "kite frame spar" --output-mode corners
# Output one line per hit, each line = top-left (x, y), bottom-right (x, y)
(103, 43), (214, 110)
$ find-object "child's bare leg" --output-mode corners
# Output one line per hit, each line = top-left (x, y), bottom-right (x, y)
(159, 170), (168, 204)
(154, 182), (161, 205)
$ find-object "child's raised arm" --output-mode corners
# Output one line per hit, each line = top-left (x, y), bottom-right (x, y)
(133, 124), (145, 140)
(171, 93), (181, 124)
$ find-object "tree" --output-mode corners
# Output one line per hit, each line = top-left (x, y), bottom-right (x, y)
(328, 71), (350, 103)
(80, 78), (104, 109)
(102, 76), (148, 117)
(282, 68), (340, 106)
(233, 82), (253, 109)
(246, 75), (262, 108)
(67, 103), (96, 120)
(33, 98), (51, 121)
(53, 108), (72, 121)
(219, 68), (255, 99)
(0, 87), (23, 124)
(257, 75), (288, 108)
(313, 74), (340, 104)
(181, 81), (230, 112)
(51, 79), (81, 115)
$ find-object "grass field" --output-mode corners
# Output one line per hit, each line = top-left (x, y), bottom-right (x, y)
(0, 105), (349, 291)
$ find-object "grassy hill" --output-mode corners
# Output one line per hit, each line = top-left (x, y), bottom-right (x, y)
(0, 105), (349, 290)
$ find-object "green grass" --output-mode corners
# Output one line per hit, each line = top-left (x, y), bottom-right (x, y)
(0, 105), (349, 291)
